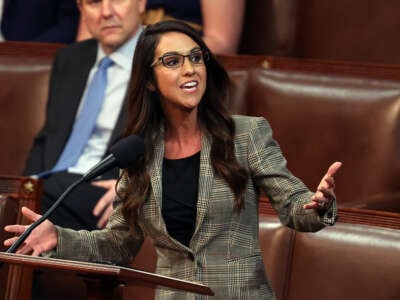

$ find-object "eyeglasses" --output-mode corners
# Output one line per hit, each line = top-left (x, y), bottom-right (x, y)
(151, 48), (208, 69)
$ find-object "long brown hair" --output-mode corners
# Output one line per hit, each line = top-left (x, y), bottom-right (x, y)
(119, 20), (249, 228)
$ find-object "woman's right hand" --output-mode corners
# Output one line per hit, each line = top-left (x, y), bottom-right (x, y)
(3, 206), (58, 256)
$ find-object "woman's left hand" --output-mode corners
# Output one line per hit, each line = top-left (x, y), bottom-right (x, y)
(303, 161), (342, 210)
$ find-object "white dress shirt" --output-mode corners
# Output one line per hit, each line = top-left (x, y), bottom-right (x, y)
(68, 26), (143, 174)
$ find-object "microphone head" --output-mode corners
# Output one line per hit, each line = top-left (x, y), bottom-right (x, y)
(110, 135), (146, 168)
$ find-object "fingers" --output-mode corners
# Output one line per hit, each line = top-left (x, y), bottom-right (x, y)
(3, 208), (57, 256)
(326, 161), (342, 177)
(3, 234), (33, 255)
(306, 187), (334, 210)
(92, 181), (117, 219)
(93, 189), (116, 217)
(97, 205), (113, 228)
(16, 243), (33, 255)
(4, 236), (19, 247)
(4, 224), (27, 234)
(304, 161), (342, 210)
(21, 206), (42, 222)
(92, 180), (116, 216)
(318, 162), (342, 189)
(91, 179), (116, 189)
(303, 201), (320, 210)
(4, 238), (34, 255)
(304, 190), (332, 209)
(318, 161), (342, 194)
(314, 186), (333, 199)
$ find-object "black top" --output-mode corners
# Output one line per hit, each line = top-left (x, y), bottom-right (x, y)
(162, 152), (200, 247)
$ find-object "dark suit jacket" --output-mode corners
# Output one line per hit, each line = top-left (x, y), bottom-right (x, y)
(1, 0), (79, 43)
(23, 39), (128, 180)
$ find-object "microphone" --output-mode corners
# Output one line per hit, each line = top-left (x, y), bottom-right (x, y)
(5, 135), (145, 255)
(82, 135), (146, 181)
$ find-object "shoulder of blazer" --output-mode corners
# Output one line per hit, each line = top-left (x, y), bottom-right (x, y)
(232, 115), (270, 132)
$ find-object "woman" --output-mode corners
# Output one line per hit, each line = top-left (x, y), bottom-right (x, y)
(5, 20), (341, 299)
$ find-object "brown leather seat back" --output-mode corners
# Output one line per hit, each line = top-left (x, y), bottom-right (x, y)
(258, 213), (295, 300)
(288, 223), (400, 300)
(0, 56), (51, 175)
(244, 68), (400, 208)
(228, 69), (251, 114)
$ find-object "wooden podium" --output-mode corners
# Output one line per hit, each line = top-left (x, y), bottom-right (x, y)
(0, 252), (213, 300)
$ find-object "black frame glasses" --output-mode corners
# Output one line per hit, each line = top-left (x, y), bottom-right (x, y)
(151, 48), (209, 69)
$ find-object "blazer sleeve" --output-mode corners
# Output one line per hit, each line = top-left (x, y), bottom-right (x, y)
(246, 117), (337, 232)
(48, 175), (145, 266)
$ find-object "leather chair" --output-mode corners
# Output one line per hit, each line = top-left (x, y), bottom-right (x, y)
(0, 42), (59, 175)
(0, 175), (42, 300)
(241, 68), (400, 211)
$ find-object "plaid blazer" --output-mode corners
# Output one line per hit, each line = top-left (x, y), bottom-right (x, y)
(56, 116), (337, 299)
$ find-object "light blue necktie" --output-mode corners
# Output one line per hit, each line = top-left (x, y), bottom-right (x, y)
(40, 56), (114, 177)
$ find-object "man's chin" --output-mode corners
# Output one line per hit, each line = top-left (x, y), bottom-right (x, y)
(101, 36), (126, 52)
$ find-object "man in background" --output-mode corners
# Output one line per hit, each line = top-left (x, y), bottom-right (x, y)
(25, 2), (146, 298)
(24, 0), (146, 232)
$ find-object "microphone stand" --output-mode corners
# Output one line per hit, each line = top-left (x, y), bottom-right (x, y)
(5, 154), (115, 255)
(5, 177), (85, 254)
(2, 135), (145, 261)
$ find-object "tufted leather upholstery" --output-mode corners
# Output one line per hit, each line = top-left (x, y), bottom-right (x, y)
(240, 68), (400, 211)
(0, 42), (60, 175)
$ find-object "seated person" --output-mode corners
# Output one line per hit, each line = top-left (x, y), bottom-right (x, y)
(77, 0), (245, 54)
(23, 0), (146, 230)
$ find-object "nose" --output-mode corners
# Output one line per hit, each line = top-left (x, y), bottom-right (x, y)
(101, 0), (114, 17)
(181, 57), (195, 75)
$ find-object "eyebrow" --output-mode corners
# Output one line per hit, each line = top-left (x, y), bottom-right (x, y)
(160, 47), (202, 57)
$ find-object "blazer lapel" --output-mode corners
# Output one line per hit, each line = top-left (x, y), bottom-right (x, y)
(149, 135), (164, 207)
(147, 132), (168, 233)
(145, 130), (214, 251)
(193, 132), (214, 237)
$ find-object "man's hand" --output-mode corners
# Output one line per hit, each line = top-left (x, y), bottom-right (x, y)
(92, 179), (117, 228)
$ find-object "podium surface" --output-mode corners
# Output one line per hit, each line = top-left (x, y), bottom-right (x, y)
(0, 252), (213, 299)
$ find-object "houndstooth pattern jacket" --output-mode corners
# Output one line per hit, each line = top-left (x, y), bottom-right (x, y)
(54, 116), (337, 299)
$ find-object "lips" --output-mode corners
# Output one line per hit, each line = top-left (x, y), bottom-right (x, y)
(180, 80), (198, 91)
(101, 23), (121, 31)
(102, 26), (119, 30)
